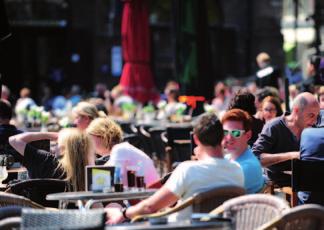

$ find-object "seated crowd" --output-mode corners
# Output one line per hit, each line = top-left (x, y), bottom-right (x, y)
(0, 65), (324, 226)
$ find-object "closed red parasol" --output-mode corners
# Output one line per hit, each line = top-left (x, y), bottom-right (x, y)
(120, 0), (159, 103)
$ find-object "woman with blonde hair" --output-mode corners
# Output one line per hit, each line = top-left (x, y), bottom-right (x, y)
(87, 117), (159, 186)
(9, 128), (95, 191)
(72, 101), (106, 131)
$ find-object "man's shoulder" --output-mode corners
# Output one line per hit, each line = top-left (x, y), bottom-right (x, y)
(261, 116), (286, 133)
(238, 149), (261, 165)
(180, 158), (240, 170)
(268, 116), (284, 126)
(301, 127), (324, 142)
(302, 127), (324, 135)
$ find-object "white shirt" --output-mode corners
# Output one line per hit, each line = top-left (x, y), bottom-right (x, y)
(107, 142), (159, 186)
(164, 157), (244, 221)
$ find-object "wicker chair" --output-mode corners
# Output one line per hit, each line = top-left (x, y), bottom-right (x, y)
(0, 192), (44, 209)
(210, 194), (290, 230)
(132, 185), (245, 222)
(5, 178), (67, 208)
(259, 204), (324, 230)
(290, 159), (324, 207)
(0, 206), (23, 229)
(21, 208), (105, 230)
(0, 217), (21, 230)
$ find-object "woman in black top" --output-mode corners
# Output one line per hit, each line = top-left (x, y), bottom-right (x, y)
(9, 128), (95, 191)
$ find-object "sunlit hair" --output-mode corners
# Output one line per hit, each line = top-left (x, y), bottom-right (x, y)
(72, 101), (106, 120)
(256, 52), (271, 65)
(261, 96), (283, 117)
(221, 109), (252, 132)
(58, 128), (94, 191)
(20, 87), (31, 98)
(86, 117), (123, 151)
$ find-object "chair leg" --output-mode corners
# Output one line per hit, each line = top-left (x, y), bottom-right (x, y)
(262, 181), (275, 195)
(291, 192), (298, 207)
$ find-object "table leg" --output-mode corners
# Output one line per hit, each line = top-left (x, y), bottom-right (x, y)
(58, 200), (67, 209)
(77, 200), (86, 210)
(85, 199), (95, 209)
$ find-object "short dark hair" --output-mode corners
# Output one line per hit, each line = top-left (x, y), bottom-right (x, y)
(0, 100), (12, 120)
(227, 89), (257, 116)
(193, 113), (223, 147)
(255, 87), (280, 103)
(262, 96), (283, 116)
(221, 109), (252, 132)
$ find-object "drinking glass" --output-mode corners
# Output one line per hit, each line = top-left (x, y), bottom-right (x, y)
(0, 166), (8, 184)
(126, 165), (137, 191)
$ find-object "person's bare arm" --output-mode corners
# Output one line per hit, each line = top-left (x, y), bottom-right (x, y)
(105, 186), (179, 224)
(9, 132), (58, 156)
(259, 151), (300, 167)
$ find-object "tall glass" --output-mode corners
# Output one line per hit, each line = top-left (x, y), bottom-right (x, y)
(136, 161), (145, 191)
(126, 165), (137, 191)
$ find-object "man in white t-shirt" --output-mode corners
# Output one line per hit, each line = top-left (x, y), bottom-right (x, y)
(105, 113), (244, 224)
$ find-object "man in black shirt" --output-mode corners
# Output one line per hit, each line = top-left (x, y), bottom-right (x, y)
(252, 92), (320, 186)
(299, 55), (323, 93)
(255, 52), (281, 89)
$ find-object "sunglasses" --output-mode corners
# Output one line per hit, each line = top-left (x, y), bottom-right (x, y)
(223, 129), (245, 138)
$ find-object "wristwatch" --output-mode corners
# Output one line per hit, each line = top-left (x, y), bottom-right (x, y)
(121, 207), (130, 221)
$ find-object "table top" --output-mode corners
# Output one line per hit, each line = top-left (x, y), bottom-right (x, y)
(107, 220), (232, 230)
(47, 189), (157, 202)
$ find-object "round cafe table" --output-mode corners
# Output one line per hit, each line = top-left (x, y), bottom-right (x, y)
(46, 189), (157, 209)
(107, 220), (232, 230)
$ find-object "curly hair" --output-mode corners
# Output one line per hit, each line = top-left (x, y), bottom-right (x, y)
(227, 89), (257, 116)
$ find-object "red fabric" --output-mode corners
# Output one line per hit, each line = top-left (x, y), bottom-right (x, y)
(120, 0), (159, 103)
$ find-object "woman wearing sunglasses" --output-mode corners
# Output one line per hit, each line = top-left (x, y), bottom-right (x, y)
(221, 109), (264, 194)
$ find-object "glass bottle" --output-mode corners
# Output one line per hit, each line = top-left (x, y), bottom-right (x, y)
(114, 165), (124, 192)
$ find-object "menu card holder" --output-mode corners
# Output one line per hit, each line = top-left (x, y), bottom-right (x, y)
(85, 165), (115, 192)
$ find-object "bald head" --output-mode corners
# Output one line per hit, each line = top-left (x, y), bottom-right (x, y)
(292, 92), (320, 129)
(292, 92), (319, 111)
